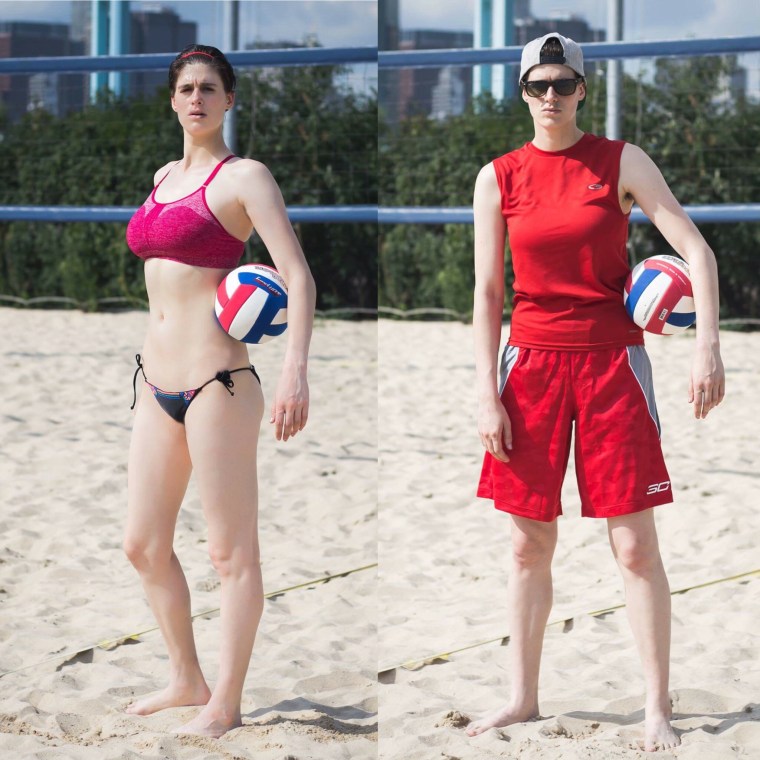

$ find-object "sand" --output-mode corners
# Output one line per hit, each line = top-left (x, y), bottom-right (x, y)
(2, 310), (759, 759)
(0, 308), (377, 759)
(378, 320), (760, 759)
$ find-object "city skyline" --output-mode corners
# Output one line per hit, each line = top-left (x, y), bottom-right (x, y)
(400, 0), (760, 41)
(0, 1), (377, 49)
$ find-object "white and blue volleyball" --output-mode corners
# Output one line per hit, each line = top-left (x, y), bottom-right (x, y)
(215, 264), (288, 344)
(624, 254), (695, 335)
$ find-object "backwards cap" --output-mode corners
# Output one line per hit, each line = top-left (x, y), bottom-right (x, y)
(519, 33), (585, 82)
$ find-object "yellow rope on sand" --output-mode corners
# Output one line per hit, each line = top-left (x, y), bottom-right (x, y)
(378, 568), (760, 675)
(0, 562), (377, 679)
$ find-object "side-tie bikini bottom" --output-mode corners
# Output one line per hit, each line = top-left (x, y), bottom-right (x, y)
(130, 353), (260, 425)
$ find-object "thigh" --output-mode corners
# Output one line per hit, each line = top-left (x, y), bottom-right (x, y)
(184, 371), (264, 552)
(126, 385), (192, 551)
(478, 348), (574, 522)
(510, 514), (559, 557)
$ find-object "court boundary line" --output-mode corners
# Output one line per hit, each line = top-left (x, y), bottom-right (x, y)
(0, 562), (377, 680)
(378, 568), (760, 675)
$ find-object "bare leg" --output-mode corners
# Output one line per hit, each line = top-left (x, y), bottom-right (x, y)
(608, 510), (680, 752)
(466, 515), (557, 736)
(173, 372), (265, 738)
(123, 391), (211, 715)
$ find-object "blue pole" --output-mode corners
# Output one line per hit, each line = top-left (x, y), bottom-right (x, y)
(107, 0), (130, 96)
(90, 0), (108, 101)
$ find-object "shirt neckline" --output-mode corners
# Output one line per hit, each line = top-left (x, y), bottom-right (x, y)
(525, 132), (591, 157)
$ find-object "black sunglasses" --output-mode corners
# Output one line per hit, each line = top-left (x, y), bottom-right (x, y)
(521, 78), (583, 98)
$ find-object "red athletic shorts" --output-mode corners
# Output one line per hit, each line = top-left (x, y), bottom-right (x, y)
(477, 345), (673, 521)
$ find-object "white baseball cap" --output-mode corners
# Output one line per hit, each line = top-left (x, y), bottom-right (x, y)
(519, 33), (585, 82)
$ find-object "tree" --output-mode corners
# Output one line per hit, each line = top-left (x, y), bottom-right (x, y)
(380, 56), (760, 320)
(0, 64), (377, 311)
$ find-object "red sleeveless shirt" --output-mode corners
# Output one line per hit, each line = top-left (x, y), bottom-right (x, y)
(126, 154), (245, 269)
(493, 132), (643, 350)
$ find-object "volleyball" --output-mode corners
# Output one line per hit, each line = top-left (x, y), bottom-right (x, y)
(624, 255), (695, 335)
(215, 264), (288, 344)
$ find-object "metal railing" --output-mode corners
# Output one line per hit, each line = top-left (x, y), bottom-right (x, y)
(0, 46), (378, 225)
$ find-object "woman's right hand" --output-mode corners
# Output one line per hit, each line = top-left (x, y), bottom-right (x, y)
(478, 398), (512, 463)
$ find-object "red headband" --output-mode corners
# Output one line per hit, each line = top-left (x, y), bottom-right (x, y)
(180, 51), (214, 60)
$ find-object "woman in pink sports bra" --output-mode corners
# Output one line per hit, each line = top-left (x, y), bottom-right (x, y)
(122, 44), (315, 738)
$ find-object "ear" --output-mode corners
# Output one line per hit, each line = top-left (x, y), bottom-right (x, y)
(227, 92), (235, 111)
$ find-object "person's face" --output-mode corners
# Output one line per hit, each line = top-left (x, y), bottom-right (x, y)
(170, 63), (234, 132)
(521, 63), (585, 127)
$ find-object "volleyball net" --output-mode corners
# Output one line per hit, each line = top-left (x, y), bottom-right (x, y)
(0, 46), (378, 313)
(378, 36), (760, 321)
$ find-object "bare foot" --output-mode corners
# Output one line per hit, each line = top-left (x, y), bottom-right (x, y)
(172, 705), (242, 738)
(465, 703), (539, 737)
(125, 682), (212, 716)
(644, 711), (680, 752)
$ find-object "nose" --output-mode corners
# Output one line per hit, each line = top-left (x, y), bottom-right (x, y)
(542, 85), (559, 101)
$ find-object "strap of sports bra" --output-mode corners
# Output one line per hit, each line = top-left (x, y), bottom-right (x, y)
(203, 154), (236, 187)
(154, 161), (180, 188)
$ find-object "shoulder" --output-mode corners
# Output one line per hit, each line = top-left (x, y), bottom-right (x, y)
(152, 160), (179, 186)
(227, 156), (276, 184)
(620, 142), (662, 183)
(476, 161), (499, 187)
(621, 142), (655, 165)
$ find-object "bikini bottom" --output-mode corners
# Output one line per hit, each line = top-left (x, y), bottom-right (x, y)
(130, 353), (260, 425)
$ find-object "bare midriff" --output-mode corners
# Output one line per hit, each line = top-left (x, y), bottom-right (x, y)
(140, 258), (249, 389)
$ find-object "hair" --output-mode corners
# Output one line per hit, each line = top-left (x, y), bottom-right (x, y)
(540, 37), (565, 60)
(168, 44), (237, 94)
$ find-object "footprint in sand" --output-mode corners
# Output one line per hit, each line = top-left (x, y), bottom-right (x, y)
(55, 712), (90, 738)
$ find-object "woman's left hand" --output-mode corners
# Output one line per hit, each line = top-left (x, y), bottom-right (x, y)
(688, 343), (725, 419)
(271, 363), (309, 441)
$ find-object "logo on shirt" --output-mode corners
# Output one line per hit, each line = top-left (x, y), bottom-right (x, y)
(588, 183), (604, 190)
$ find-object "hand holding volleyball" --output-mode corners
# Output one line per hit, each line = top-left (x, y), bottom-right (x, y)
(215, 264), (288, 344)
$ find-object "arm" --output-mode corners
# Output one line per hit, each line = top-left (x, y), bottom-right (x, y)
(473, 163), (512, 461)
(620, 144), (725, 419)
(238, 160), (317, 440)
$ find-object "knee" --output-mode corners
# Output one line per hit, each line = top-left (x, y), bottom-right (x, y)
(123, 536), (171, 572)
(208, 543), (260, 578)
(511, 531), (556, 571)
(613, 535), (661, 576)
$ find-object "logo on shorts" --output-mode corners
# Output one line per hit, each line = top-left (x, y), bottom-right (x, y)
(646, 481), (671, 495)
(588, 183), (603, 190)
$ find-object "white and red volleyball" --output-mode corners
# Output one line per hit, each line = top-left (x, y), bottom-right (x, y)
(215, 264), (288, 344)
(624, 254), (695, 335)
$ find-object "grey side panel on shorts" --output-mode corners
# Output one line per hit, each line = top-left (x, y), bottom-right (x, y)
(498, 345), (520, 396)
(626, 345), (662, 438)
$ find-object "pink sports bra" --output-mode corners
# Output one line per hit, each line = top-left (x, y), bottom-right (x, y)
(126, 154), (245, 269)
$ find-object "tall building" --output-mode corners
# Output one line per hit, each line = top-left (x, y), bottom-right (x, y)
(379, 0), (400, 126)
(396, 29), (474, 121)
(129, 6), (196, 99)
(0, 22), (86, 124)
(474, 0), (604, 101)
(380, 0), (399, 51)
